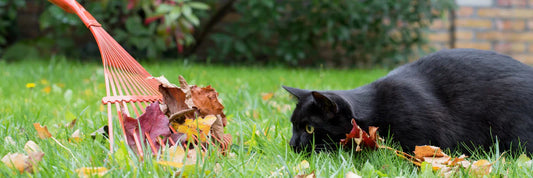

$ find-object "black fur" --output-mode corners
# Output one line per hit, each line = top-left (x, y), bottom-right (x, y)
(284, 49), (533, 153)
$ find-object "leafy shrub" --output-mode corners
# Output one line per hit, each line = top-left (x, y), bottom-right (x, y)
(1, 0), (208, 60)
(205, 0), (455, 67)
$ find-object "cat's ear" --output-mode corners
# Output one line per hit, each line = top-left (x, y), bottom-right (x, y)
(311, 91), (338, 115)
(282, 86), (308, 99)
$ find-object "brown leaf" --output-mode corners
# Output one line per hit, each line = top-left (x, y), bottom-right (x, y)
(154, 76), (190, 117)
(66, 119), (77, 129)
(211, 115), (226, 144)
(2, 151), (44, 173)
(190, 85), (224, 117)
(33, 123), (52, 139)
(413, 145), (447, 160)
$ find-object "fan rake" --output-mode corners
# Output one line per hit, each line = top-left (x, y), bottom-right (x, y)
(48, 0), (163, 152)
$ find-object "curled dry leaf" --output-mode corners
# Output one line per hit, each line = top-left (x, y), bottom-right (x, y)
(33, 123), (52, 139)
(24, 140), (42, 154)
(294, 171), (315, 178)
(75, 167), (109, 177)
(69, 129), (82, 142)
(154, 76), (190, 119)
(345, 171), (362, 178)
(66, 119), (77, 129)
(2, 150), (44, 173)
(340, 119), (379, 151)
(408, 145), (494, 177)
(413, 145), (446, 160)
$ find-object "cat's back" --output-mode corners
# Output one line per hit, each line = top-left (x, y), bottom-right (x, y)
(406, 48), (533, 80)
(373, 48), (533, 152)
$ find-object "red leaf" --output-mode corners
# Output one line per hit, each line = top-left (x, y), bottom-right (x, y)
(122, 102), (171, 153)
(340, 119), (379, 151)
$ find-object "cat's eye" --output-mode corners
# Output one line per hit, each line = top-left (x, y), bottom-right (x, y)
(305, 124), (314, 134)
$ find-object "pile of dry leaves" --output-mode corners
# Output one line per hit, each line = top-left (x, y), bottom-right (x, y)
(120, 75), (232, 158)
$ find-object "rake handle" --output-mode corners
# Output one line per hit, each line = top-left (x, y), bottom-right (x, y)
(48, 0), (101, 28)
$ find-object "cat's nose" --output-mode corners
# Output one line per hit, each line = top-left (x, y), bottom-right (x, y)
(290, 136), (302, 152)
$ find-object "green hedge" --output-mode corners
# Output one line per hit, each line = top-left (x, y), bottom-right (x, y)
(206, 0), (455, 67)
(0, 0), (454, 67)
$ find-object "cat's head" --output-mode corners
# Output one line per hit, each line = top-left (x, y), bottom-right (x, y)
(283, 86), (354, 152)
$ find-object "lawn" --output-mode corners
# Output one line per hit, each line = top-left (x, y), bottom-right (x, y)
(0, 57), (531, 177)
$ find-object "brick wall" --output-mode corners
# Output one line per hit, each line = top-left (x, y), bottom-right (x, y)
(428, 0), (533, 63)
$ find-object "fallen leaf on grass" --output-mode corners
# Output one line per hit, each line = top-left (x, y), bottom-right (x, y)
(294, 171), (315, 178)
(413, 145), (446, 159)
(158, 145), (203, 177)
(293, 160), (310, 175)
(471, 159), (492, 175)
(75, 167), (109, 177)
(339, 120), (495, 177)
(408, 145), (493, 177)
(261, 92), (274, 101)
(24, 140), (42, 154)
(33, 123), (52, 139)
(172, 115), (217, 142)
(517, 154), (532, 168)
(345, 171), (362, 178)
(2, 141), (44, 173)
(340, 119), (379, 151)
(69, 129), (82, 142)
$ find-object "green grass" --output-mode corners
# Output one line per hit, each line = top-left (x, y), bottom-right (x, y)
(0, 57), (531, 177)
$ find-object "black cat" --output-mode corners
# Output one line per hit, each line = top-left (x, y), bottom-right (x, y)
(284, 48), (533, 153)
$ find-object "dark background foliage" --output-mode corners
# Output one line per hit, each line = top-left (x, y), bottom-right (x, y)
(0, 0), (454, 68)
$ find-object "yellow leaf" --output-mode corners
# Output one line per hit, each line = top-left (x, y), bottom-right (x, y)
(76, 167), (109, 177)
(173, 115), (217, 142)
(33, 123), (52, 139)
(294, 160), (310, 173)
(157, 161), (184, 168)
(471, 159), (492, 175)
(69, 129), (82, 143)
(261, 92), (274, 101)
